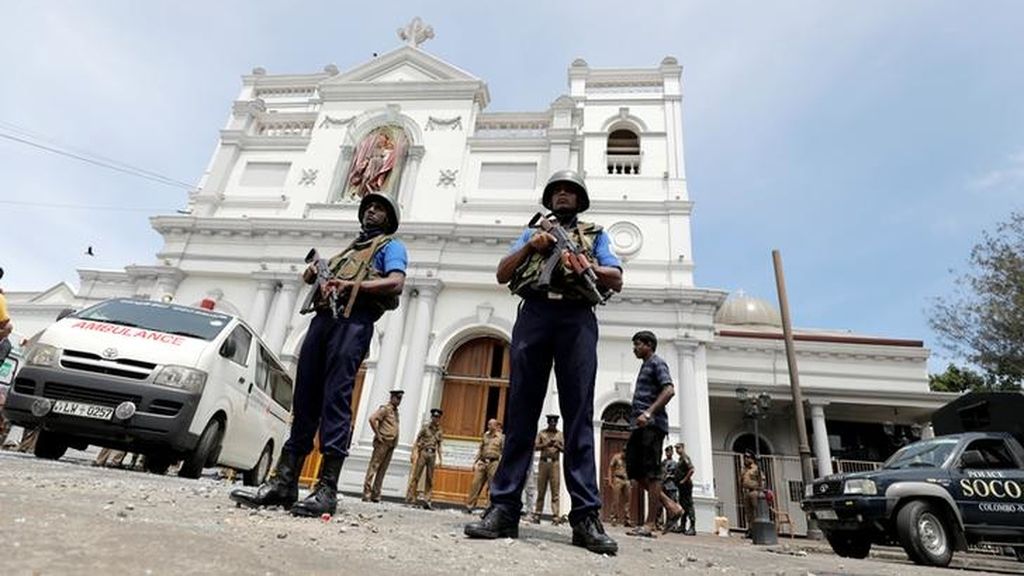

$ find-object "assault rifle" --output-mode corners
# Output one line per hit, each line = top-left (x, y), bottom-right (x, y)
(299, 248), (337, 319)
(529, 212), (611, 305)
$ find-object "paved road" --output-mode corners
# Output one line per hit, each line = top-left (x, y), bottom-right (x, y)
(1, 451), (1021, 575)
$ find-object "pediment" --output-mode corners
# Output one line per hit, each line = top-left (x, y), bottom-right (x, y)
(29, 282), (77, 305)
(326, 46), (481, 85)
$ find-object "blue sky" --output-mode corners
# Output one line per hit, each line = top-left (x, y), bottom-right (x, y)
(1, 1), (1022, 371)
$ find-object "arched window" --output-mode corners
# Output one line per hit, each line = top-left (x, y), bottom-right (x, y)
(606, 129), (640, 175)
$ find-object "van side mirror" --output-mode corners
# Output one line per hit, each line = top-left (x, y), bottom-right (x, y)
(56, 308), (77, 321)
(960, 449), (986, 470)
(219, 337), (237, 359)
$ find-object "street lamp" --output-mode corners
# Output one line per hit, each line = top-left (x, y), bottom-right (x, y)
(735, 386), (777, 545)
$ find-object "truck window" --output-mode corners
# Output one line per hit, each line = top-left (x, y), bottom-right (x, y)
(75, 298), (231, 341)
(257, 345), (292, 411)
(254, 347), (270, 392)
(223, 326), (253, 367)
(960, 438), (1019, 469)
(884, 438), (959, 470)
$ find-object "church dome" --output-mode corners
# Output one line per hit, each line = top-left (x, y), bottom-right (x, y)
(715, 291), (782, 327)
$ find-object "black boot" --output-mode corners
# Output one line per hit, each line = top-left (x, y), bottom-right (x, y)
(464, 505), (519, 539)
(230, 451), (305, 509)
(571, 512), (618, 555)
(291, 455), (343, 517)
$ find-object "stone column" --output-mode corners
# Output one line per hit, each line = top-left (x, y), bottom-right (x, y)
(356, 287), (412, 445)
(248, 278), (278, 337)
(397, 279), (443, 445)
(809, 401), (833, 478)
(264, 280), (300, 355)
(675, 339), (716, 533)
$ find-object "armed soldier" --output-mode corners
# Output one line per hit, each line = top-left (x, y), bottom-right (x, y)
(231, 193), (407, 517)
(740, 450), (762, 537)
(607, 448), (631, 527)
(465, 169), (622, 555)
(465, 419), (504, 513)
(362, 389), (403, 502)
(674, 442), (696, 535)
(530, 414), (564, 524)
(406, 408), (444, 509)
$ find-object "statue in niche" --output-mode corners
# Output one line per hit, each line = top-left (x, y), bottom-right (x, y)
(344, 125), (408, 200)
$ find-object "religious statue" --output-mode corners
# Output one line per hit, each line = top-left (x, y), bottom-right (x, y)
(344, 126), (408, 200)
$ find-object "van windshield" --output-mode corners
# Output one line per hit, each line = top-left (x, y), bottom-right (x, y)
(74, 299), (231, 342)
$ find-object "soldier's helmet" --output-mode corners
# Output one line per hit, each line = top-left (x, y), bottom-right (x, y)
(541, 169), (590, 213)
(358, 193), (401, 234)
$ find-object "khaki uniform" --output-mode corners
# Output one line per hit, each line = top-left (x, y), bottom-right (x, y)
(406, 422), (443, 503)
(466, 430), (504, 508)
(741, 462), (762, 529)
(363, 403), (400, 500)
(534, 429), (563, 518)
(608, 452), (631, 526)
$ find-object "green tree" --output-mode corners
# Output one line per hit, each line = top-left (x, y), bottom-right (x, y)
(930, 212), (1024, 390)
(928, 363), (989, 392)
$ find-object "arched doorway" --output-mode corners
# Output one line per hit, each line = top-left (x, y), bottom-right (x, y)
(731, 433), (772, 456)
(432, 336), (510, 504)
(599, 402), (647, 524)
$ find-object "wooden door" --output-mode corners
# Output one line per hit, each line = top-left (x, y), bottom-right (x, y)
(432, 337), (509, 504)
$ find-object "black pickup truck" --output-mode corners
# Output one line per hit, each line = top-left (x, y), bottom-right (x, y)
(802, 392), (1024, 567)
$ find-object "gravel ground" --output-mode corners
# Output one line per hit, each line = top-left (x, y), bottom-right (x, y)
(1, 450), (1021, 576)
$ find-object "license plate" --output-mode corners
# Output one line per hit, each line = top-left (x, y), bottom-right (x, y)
(816, 509), (838, 520)
(52, 400), (114, 421)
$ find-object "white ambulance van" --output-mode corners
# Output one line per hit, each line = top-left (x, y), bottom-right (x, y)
(2, 297), (291, 485)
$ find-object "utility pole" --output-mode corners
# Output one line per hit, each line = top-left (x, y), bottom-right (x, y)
(771, 249), (821, 540)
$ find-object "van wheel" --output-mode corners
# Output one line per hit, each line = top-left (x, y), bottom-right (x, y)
(243, 443), (274, 486)
(33, 430), (69, 460)
(143, 453), (175, 475)
(896, 500), (953, 567)
(179, 420), (224, 479)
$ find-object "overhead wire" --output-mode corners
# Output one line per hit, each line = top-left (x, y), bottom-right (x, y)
(0, 119), (196, 190)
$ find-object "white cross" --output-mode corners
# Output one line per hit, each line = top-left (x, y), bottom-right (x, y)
(398, 17), (434, 48)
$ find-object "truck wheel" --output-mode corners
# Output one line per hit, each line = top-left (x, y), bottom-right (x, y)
(178, 419), (223, 479)
(825, 530), (871, 559)
(896, 500), (953, 567)
(33, 430), (68, 460)
(243, 442), (273, 486)
(143, 453), (175, 475)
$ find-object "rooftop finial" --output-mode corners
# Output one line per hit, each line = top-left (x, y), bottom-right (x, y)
(398, 17), (434, 48)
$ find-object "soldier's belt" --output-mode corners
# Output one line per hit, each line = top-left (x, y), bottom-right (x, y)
(421, 448), (437, 454)
(479, 456), (499, 462)
(540, 456), (559, 463)
(614, 474), (628, 481)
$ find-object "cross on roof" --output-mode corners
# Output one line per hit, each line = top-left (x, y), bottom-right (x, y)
(398, 17), (434, 48)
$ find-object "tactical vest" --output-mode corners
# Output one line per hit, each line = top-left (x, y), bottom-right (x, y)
(508, 221), (602, 301)
(321, 235), (399, 315)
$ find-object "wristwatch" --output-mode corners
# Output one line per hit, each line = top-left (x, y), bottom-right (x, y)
(642, 411), (652, 420)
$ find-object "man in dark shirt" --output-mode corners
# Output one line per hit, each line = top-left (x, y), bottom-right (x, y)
(674, 442), (696, 535)
(626, 330), (683, 536)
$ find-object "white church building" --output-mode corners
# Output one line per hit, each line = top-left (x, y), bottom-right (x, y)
(7, 20), (955, 535)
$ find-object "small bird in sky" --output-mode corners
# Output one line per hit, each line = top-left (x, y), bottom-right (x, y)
(85, 246), (95, 256)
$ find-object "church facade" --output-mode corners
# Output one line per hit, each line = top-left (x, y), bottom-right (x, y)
(7, 23), (954, 534)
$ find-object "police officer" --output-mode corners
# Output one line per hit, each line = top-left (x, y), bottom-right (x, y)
(465, 169), (622, 555)
(231, 193), (408, 517)
(407, 408), (444, 509)
(661, 446), (679, 530)
(674, 442), (696, 535)
(607, 448), (631, 527)
(740, 450), (762, 536)
(531, 414), (564, 524)
(362, 389), (403, 502)
(466, 419), (504, 513)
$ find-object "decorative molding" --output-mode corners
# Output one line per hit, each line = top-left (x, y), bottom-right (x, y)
(425, 116), (463, 131)
(437, 169), (458, 187)
(298, 169), (318, 186)
(607, 221), (643, 259)
(319, 115), (355, 129)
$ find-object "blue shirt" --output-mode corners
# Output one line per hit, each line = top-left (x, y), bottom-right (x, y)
(509, 228), (622, 269)
(631, 353), (673, 433)
(373, 239), (408, 276)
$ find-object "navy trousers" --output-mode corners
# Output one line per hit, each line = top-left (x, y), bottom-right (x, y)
(489, 297), (601, 524)
(284, 310), (374, 458)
